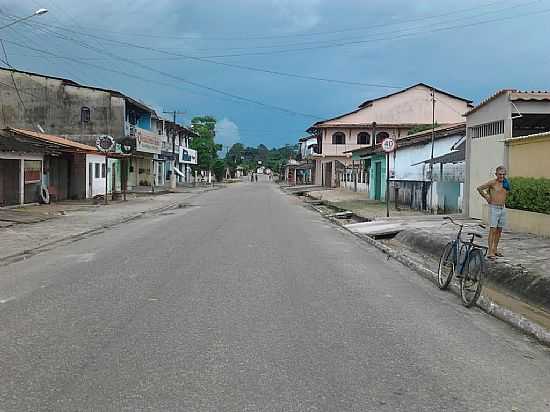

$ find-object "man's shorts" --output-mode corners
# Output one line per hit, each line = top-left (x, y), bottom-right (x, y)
(489, 204), (507, 228)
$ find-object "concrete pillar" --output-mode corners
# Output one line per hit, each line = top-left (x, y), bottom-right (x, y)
(19, 159), (24, 205)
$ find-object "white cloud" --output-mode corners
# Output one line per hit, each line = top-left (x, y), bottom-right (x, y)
(270, 0), (322, 32)
(215, 118), (240, 151)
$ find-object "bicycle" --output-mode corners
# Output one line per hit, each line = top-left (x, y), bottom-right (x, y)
(437, 216), (488, 307)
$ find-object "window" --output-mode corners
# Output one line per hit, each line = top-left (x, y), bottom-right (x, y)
(332, 132), (345, 145)
(357, 132), (371, 145)
(24, 160), (42, 183)
(81, 107), (90, 123)
(469, 120), (505, 139)
(128, 110), (137, 125)
(101, 163), (106, 178)
(376, 131), (389, 145)
(94, 163), (100, 178)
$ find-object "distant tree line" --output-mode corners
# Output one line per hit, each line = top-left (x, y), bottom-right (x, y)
(188, 115), (299, 180)
(225, 142), (299, 176)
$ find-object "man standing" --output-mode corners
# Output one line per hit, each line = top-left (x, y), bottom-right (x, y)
(477, 166), (510, 259)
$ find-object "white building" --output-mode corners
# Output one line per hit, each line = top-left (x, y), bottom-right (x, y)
(465, 90), (550, 219)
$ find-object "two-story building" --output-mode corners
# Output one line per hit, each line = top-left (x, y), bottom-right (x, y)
(0, 67), (195, 196)
(308, 83), (472, 188)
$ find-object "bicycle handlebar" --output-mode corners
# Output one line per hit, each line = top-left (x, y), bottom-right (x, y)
(443, 216), (462, 227)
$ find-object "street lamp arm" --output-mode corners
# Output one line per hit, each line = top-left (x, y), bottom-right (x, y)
(0, 9), (48, 31)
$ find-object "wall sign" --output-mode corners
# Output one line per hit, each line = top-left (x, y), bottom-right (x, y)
(96, 135), (115, 152)
(179, 147), (197, 164)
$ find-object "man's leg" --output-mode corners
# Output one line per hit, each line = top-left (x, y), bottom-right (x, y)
(487, 228), (496, 258)
(494, 227), (503, 256)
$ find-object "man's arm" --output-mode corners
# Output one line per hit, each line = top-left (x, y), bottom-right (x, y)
(477, 181), (492, 203)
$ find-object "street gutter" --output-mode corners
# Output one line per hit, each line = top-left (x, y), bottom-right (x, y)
(304, 201), (550, 347)
(0, 186), (221, 267)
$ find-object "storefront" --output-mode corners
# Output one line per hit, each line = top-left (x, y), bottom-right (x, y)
(126, 126), (162, 190)
(0, 128), (97, 206)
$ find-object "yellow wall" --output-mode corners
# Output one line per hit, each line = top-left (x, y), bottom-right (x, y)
(507, 133), (550, 178)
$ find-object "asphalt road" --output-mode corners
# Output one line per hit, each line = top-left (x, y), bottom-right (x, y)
(1, 180), (549, 411)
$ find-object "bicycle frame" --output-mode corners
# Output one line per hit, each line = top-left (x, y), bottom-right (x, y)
(445, 217), (483, 275)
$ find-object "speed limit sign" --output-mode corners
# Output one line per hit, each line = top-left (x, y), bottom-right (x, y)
(381, 137), (397, 153)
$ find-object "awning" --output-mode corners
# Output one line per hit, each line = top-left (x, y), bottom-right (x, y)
(412, 149), (465, 166)
(173, 167), (185, 177)
(1, 127), (99, 155)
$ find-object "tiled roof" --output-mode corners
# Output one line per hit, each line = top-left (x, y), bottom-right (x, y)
(465, 89), (550, 116)
(5, 128), (99, 152)
(358, 82), (473, 108)
(310, 83), (472, 129)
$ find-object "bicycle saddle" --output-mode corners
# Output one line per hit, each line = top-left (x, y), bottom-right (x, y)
(467, 232), (482, 238)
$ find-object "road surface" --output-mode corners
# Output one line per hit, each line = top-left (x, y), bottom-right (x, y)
(1, 180), (549, 411)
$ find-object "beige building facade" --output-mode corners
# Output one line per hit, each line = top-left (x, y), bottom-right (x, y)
(465, 90), (550, 219)
(309, 83), (472, 187)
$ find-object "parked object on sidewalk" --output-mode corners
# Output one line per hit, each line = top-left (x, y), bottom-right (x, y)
(38, 185), (50, 204)
(437, 216), (488, 307)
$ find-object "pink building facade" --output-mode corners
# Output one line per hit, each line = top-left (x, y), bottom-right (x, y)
(309, 83), (472, 187)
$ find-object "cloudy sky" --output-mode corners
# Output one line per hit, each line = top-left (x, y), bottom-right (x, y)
(1, 0), (549, 149)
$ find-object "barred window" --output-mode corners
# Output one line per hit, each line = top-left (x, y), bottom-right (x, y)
(469, 120), (505, 139)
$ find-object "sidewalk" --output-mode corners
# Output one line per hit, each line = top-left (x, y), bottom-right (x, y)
(0, 185), (221, 265)
(306, 188), (425, 219)
(300, 187), (550, 342)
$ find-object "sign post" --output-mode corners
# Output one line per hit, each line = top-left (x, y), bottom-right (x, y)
(381, 137), (397, 218)
(96, 135), (115, 205)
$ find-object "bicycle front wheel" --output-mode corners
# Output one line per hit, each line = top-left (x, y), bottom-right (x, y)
(460, 249), (485, 307)
(438, 242), (455, 290)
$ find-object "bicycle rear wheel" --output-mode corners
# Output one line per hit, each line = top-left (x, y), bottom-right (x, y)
(437, 242), (455, 290)
(460, 249), (485, 307)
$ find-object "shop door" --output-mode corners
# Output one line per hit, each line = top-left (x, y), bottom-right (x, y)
(0, 159), (20, 206)
(374, 161), (382, 200)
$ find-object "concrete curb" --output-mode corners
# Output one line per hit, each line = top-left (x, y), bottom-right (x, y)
(0, 187), (219, 267)
(308, 204), (550, 347)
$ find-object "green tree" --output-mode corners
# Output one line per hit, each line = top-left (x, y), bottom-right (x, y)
(213, 159), (226, 182)
(225, 143), (245, 176)
(190, 116), (222, 173)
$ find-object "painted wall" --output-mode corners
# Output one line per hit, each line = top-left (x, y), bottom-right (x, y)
(507, 133), (550, 179)
(465, 92), (511, 219)
(393, 134), (462, 181)
(322, 85), (469, 126)
(0, 69), (126, 147)
(320, 126), (405, 157)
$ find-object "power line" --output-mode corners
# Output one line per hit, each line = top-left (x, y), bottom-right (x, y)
(153, 0), (537, 53)
(2, 1), (540, 93)
(0, 36), (322, 119)
(200, 4), (550, 58)
(11, 0), (516, 42)
(15, 20), (404, 90)
(0, 39), (26, 110)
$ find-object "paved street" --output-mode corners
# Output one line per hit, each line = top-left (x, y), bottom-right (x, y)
(1, 180), (549, 411)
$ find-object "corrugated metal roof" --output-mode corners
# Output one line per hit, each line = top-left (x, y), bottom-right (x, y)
(510, 91), (550, 101)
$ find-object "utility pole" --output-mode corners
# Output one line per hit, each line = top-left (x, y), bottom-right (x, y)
(163, 110), (185, 189)
(429, 89), (436, 214)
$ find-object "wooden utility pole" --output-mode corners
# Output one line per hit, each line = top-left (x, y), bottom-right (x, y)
(163, 110), (186, 187)
(429, 88), (436, 214)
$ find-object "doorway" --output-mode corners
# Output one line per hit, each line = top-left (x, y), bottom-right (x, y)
(374, 161), (382, 200)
